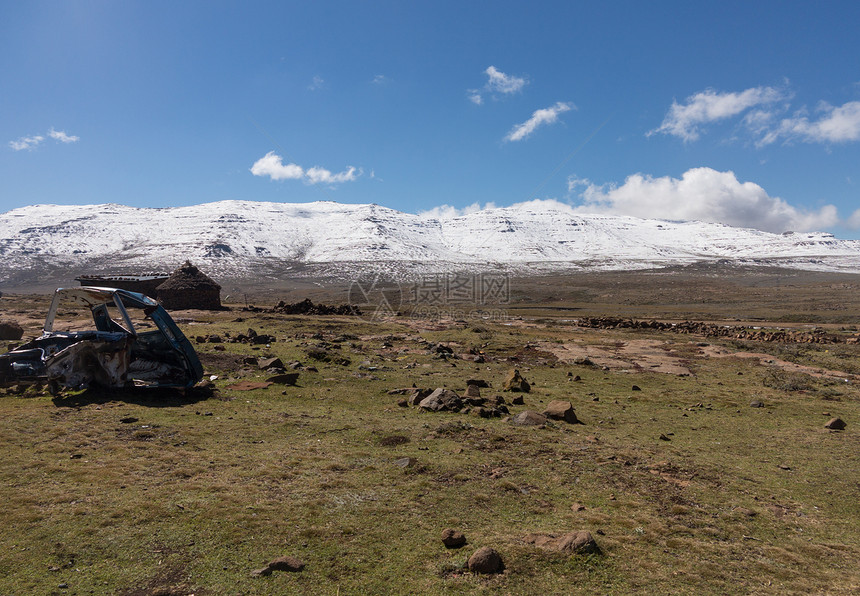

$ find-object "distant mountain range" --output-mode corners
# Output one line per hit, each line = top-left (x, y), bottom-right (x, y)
(1, 200), (859, 285)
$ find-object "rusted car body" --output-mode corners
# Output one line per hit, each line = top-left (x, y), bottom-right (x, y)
(0, 287), (203, 392)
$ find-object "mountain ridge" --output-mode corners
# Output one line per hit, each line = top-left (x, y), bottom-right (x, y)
(1, 200), (859, 285)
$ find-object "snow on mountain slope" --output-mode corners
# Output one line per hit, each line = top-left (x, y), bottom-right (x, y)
(0, 200), (858, 283)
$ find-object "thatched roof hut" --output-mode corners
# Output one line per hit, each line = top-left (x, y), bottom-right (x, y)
(156, 261), (222, 310)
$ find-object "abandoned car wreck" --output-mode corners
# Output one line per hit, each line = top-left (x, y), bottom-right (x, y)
(0, 287), (203, 393)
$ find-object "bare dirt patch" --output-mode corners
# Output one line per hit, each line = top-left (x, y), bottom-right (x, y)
(538, 338), (694, 376)
(700, 345), (857, 381)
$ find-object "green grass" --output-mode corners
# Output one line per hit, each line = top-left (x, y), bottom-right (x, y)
(1, 306), (859, 595)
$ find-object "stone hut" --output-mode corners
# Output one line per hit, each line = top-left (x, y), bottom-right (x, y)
(75, 274), (169, 297)
(155, 261), (222, 310)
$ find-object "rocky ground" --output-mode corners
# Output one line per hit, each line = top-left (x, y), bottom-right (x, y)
(0, 281), (858, 594)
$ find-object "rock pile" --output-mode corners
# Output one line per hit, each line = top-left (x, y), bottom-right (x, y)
(400, 386), (511, 418)
(574, 316), (856, 345)
(270, 298), (359, 316)
(195, 328), (276, 345)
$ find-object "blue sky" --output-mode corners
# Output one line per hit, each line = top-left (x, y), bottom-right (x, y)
(3, 0), (860, 236)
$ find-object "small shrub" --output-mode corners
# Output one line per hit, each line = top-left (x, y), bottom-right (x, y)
(762, 369), (814, 392)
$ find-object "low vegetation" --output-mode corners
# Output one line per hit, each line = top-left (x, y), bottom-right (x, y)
(0, 272), (858, 594)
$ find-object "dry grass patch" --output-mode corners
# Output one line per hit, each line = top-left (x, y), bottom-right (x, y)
(1, 290), (859, 594)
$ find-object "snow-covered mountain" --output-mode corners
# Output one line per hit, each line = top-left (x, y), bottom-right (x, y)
(1, 200), (859, 284)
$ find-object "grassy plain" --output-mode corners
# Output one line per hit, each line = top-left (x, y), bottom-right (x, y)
(0, 267), (858, 595)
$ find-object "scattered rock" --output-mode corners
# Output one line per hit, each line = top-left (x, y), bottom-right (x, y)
(226, 381), (273, 391)
(397, 398), (408, 408)
(408, 388), (433, 406)
(419, 389), (464, 412)
(394, 457), (417, 469)
(468, 547), (504, 574)
(306, 347), (351, 366)
(511, 395), (525, 405)
(469, 407), (492, 418)
(510, 411), (547, 426)
(464, 384), (481, 398)
(525, 531), (602, 555)
(658, 434), (671, 441)
(387, 388), (413, 395)
(571, 502), (586, 512)
(749, 400), (764, 408)
(0, 321), (24, 340)
(631, 385), (641, 391)
(543, 400), (580, 424)
(252, 555), (305, 576)
(487, 395), (507, 408)
(266, 373), (299, 385)
(557, 531), (601, 555)
(465, 379), (490, 388)
(441, 528), (467, 548)
(502, 369), (531, 392)
(258, 357), (284, 370)
(825, 417), (846, 430)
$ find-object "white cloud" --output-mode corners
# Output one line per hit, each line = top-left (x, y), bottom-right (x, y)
(567, 175), (592, 192)
(306, 165), (360, 185)
(250, 152), (304, 180)
(570, 167), (838, 233)
(507, 198), (575, 212)
(9, 135), (44, 151)
(414, 170), (846, 233)
(372, 74), (388, 85)
(505, 101), (575, 142)
(48, 128), (79, 143)
(468, 65), (527, 104)
(308, 75), (325, 91)
(417, 202), (496, 220)
(650, 86), (786, 142)
(485, 66), (526, 94)
(848, 208), (860, 229)
(9, 128), (80, 151)
(250, 151), (360, 185)
(770, 100), (860, 144)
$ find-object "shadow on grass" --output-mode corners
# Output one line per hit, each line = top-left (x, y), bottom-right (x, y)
(51, 384), (217, 408)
